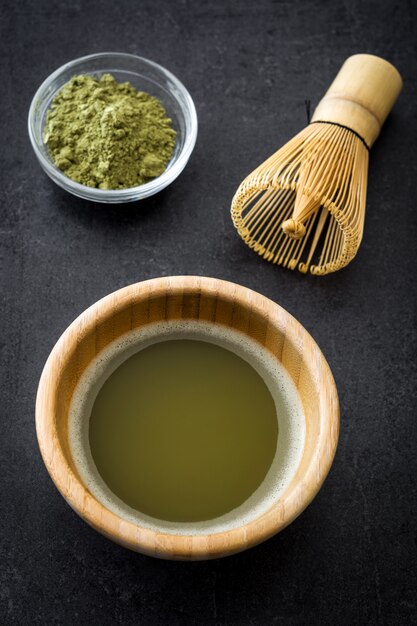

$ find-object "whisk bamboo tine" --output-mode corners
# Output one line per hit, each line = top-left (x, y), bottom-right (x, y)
(231, 54), (402, 275)
(248, 192), (289, 241)
(289, 212), (318, 271)
(259, 192), (295, 249)
(244, 189), (279, 233)
(256, 194), (291, 260)
(300, 206), (329, 273)
(320, 213), (338, 268)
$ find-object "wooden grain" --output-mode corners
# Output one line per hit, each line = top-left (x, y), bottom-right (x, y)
(35, 276), (339, 560)
(311, 54), (403, 147)
(231, 54), (402, 275)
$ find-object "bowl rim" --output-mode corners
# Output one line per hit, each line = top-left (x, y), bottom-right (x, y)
(27, 52), (198, 202)
(35, 276), (340, 560)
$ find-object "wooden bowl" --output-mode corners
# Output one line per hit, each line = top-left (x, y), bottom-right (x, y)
(36, 276), (339, 560)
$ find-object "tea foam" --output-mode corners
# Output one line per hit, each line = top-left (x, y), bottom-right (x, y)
(69, 320), (305, 535)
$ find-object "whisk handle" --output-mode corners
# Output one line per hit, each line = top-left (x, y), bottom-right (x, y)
(311, 54), (402, 148)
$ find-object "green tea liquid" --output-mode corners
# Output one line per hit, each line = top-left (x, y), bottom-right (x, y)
(89, 339), (278, 522)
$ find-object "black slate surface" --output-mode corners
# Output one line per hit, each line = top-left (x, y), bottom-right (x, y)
(1, 1), (416, 624)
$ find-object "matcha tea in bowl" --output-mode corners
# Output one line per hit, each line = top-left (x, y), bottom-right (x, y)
(36, 276), (339, 560)
(28, 53), (198, 203)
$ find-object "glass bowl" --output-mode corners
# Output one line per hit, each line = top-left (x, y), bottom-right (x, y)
(28, 52), (198, 203)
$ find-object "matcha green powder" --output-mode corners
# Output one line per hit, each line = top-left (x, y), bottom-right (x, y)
(43, 74), (177, 189)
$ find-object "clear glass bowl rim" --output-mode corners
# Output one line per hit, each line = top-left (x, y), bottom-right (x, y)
(27, 52), (198, 202)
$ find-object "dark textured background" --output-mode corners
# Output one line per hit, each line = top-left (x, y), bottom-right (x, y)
(1, 0), (416, 624)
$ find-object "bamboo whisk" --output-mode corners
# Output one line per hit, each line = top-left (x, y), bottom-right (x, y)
(231, 54), (402, 275)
